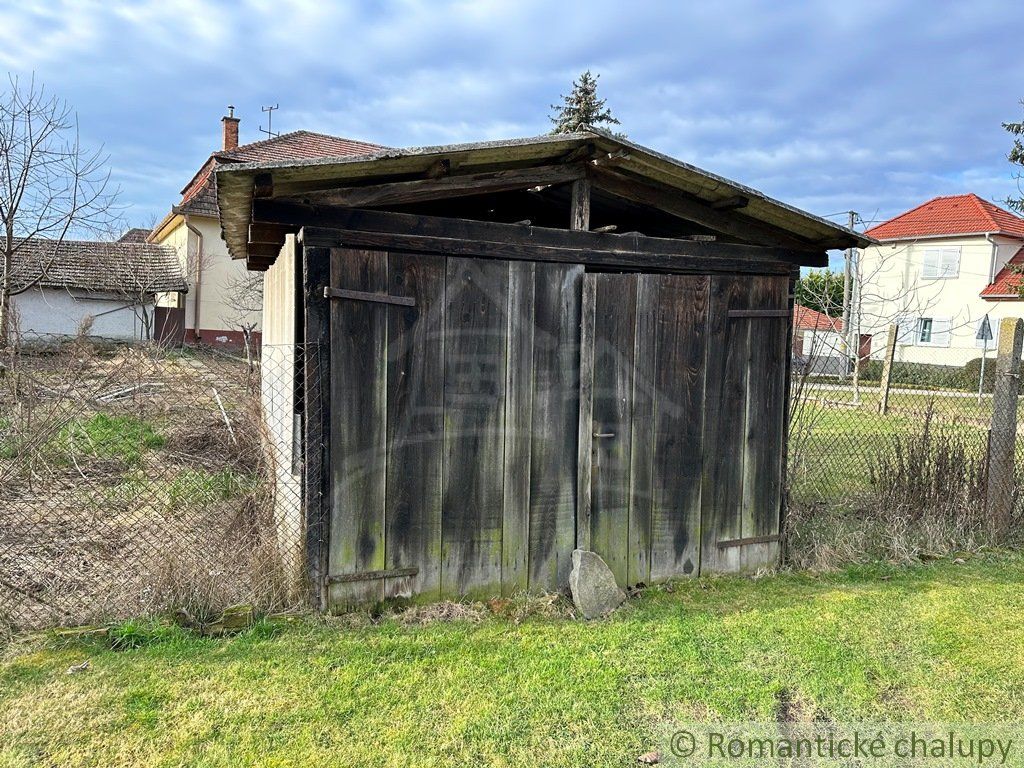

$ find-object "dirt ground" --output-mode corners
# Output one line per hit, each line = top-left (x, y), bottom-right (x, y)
(0, 341), (296, 630)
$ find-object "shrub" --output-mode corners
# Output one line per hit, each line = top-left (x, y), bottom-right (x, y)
(785, 409), (1020, 569)
(857, 358), (995, 393)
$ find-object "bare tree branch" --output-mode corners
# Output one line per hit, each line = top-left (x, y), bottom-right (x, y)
(0, 75), (119, 346)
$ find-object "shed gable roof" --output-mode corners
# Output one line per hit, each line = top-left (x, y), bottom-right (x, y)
(215, 130), (872, 267)
(866, 194), (1024, 241)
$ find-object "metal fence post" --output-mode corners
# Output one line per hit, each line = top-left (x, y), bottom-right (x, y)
(877, 323), (898, 415)
(986, 317), (1024, 538)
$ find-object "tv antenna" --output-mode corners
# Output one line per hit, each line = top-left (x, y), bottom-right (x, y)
(260, 104), (280, 138)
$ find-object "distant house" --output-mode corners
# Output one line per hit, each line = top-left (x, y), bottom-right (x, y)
(859, 194), (1024, 365)
(9, 232), (186, 341)
(149, 110), (382, 348)
(793, 303), (844, 371)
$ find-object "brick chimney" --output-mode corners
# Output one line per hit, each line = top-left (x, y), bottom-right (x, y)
(221, 105), (240, 151)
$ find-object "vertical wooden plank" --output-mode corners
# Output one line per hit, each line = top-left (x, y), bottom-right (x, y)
(740, 275), (789, 570)
(570, 177), (592, 231)
(441, 257), (509, 598)
(627, 275), (657, 586)
(575, 273), (597, 552)
(301, 244), (331, 610)
(588, 273), (637, 585)
(502, 260), (535, 595)
(327, 248), (389, 607)
(384, 252), (445, 600)
(650, 274), (709, 581)
(699, 275), (752, 574)
(529, 262), (583, 590)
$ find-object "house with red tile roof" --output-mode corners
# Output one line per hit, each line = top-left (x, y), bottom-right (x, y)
(858, 193), (1024, 365)
(149, 110), (383, 348)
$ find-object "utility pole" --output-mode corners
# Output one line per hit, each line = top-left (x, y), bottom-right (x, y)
(841, 211), (856, 380)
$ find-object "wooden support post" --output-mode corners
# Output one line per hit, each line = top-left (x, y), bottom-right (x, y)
(986, 317), (1024, 539)
(570, 177), (591, 231)
(877, 323), (898, 415)
(575, 273), (597, 551)
(301, 243), (332, 610)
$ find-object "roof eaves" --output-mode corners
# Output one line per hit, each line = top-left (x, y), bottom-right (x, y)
(215, 131), (873, 261)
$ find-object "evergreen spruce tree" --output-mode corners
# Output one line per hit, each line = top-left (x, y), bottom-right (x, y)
(549, 70), (623, 136)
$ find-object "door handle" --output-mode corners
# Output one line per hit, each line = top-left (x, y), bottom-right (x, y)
(593, 431), (616, 439)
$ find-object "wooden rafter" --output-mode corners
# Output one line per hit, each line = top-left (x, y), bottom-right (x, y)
(282, 164), (587, 209)
(590, 169), (816, 251)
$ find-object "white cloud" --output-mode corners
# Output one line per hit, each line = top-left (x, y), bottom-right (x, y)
(0, 0), (1021, 227)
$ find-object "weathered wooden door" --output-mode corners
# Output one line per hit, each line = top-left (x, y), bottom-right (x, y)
(579, 272), (710, 585)
(324, 246), (582, 607)
(699, 275), (790, 572)
(578, 272), (789, 584)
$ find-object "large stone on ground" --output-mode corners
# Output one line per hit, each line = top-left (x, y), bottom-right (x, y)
(569, 549), (626, 619)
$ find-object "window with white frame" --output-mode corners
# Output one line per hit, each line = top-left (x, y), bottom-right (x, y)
(896, 316), (952, 347)
(921, 247), (961, 279)
(915, 317), (952, 347)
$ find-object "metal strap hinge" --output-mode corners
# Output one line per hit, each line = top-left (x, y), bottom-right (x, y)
(323, 286), (415, 307)
(716, 534), (780, 550)
(325, 567), (419, 585)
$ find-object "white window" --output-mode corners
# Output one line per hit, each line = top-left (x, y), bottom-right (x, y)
(896, 316), (917, 345)
(921, 247), (961, 279)
(915, 317), (952, 347)
(918, 318), (933, 344)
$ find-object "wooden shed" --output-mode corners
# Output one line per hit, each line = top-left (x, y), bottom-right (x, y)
(215, 131), (869, 609)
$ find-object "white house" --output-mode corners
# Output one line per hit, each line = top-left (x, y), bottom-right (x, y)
(858, 193), (1024, 366)
(9, 233), (186, 342)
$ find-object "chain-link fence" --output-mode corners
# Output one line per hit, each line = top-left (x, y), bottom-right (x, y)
(0, 334), (320, 632)
(4, 322), (1024, 631)
(786, 323), (1024, 568)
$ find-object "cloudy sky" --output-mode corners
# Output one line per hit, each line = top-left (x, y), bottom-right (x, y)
(2, 0), (1023, 241)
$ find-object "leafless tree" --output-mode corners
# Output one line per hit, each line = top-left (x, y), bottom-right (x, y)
(794, 239), (940, 403)
(0, 75), (118, 347)
(223, 269), (263, 366)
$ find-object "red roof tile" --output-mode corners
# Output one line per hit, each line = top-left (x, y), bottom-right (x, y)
(865, 194), (1024, 241)
(981, 245), (1024, 300)
(794, 303), (843, 332)
(216, 130), (384, 164)
(172, 131), (386, 221)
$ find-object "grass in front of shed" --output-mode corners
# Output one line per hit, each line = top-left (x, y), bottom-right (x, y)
(3, 554), (1024, 767)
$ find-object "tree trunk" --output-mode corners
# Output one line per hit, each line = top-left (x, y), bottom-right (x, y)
(0, 250), (12, 350)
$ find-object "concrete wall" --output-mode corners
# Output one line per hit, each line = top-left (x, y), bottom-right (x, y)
(13, 286), (153, 340)
(858, 234), (1023, 366)
(259, 235), (303, 588)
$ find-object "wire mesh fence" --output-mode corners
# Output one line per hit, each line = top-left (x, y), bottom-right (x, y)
(786, 329), (1024, 568)
(3, 324), (1024, 632)
(0, 334), (320, 632)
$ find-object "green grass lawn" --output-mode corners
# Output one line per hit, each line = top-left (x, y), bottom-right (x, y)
(4, 555), (1024, 767)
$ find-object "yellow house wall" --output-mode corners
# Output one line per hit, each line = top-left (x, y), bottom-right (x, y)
(153, 214), (262, 337)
